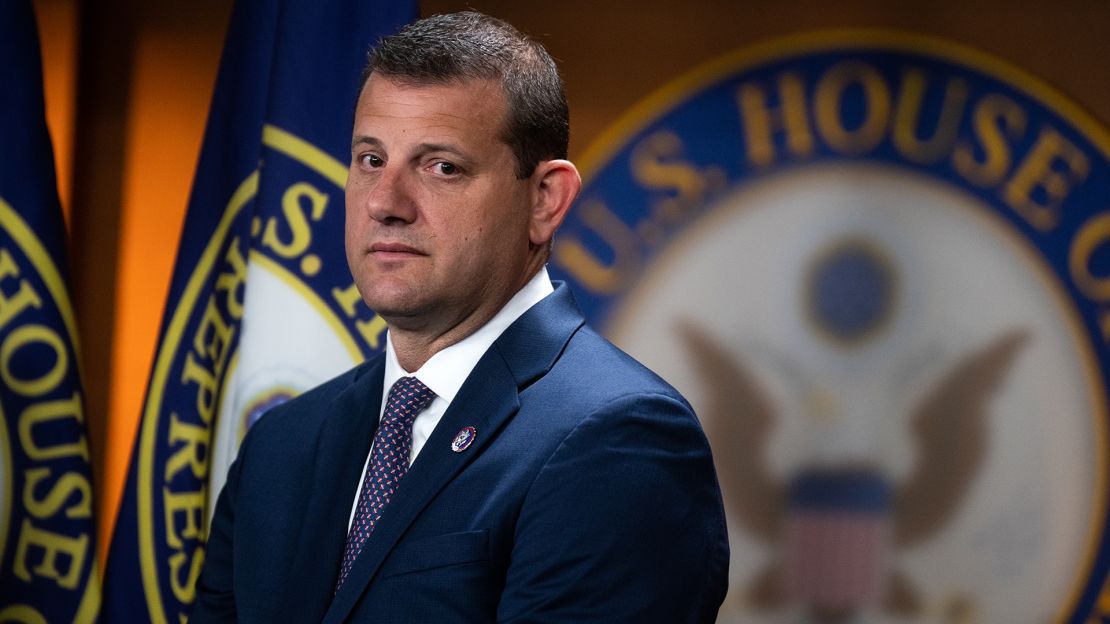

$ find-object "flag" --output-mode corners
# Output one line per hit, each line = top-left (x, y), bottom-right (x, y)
(0, 1), (100, 622)
(784, 470), (891, 613)
(102, 1), (416, 620)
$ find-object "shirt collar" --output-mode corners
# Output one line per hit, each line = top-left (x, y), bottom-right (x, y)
(382, 266), (554, 402)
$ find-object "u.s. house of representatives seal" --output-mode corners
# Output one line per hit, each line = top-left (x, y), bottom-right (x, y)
(0, 197), (98, 623)
(548, 31), (1110, 623)
(136, 126), (384, 623)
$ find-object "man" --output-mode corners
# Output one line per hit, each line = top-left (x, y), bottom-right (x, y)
(194, 11), (728, 623)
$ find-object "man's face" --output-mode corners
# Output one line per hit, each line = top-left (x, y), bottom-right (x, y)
(345, 75), (536, 335)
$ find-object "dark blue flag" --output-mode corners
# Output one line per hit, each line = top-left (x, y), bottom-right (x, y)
(0, 1), (100, 622)
(102, 1), (415, 620)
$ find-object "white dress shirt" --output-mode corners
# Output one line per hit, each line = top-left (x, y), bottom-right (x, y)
(347, 267), (555, 529)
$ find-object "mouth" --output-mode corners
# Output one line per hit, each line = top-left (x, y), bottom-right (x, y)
(369, 241), (426, 258)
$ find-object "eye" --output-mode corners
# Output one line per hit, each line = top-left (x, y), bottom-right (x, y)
(433, 161), (458, 176)
(359, 153), (384, 168)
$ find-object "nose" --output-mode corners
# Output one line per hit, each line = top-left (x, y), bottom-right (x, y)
(358, 165), (418, 225)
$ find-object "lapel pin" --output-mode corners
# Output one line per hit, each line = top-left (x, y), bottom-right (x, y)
(451, 426), (477, 452)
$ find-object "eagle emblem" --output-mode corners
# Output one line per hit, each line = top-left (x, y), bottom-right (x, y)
(681, 321), (1028, 622)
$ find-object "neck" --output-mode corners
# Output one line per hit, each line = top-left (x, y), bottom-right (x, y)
(388, 257), (545, 372)
(389, 312), (495, 372)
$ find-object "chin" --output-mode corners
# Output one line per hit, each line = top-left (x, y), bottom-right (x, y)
(362, 285), (425, 317)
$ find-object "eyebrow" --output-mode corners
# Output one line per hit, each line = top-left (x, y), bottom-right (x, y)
(416, 142), (469, 159)
(350, 137), (471, 161)
(351, 135), (383, 150)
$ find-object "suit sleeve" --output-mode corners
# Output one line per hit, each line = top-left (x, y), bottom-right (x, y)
(496, 392), (730, 623)
(190, 446), (243, 622)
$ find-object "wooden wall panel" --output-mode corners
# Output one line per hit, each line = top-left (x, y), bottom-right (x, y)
(35, 0), (1110, 566)
(422, 1), (1110, 165)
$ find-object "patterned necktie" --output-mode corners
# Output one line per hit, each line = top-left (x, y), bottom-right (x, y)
(335, 376), (436, 591)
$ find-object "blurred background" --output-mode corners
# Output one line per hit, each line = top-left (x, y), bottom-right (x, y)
(27, 0), (1110, 621)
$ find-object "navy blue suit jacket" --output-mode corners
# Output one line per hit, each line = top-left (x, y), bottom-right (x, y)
(193, 284), (729, 622)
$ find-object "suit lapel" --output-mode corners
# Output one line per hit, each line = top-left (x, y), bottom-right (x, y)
(323, 284), (585, 622)
(324, 350), (520, 623)
(280, 359), (384, 623)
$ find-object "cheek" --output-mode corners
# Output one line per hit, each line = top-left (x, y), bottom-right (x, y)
(343, 195), (355, 225)
(342, 207), (354, 241)
(343, 207), (365, 262)
(344, 193), (362, 220)
(344, 196), (372, 235)
(343, 232), (359, 276)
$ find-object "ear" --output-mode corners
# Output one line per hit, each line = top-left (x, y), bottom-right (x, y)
(528, 159), (581, 247)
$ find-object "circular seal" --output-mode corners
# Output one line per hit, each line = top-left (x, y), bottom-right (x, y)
(0, 197), (97, 622)
(550, 31), (1110, 622)
(135, 125), (384, 622)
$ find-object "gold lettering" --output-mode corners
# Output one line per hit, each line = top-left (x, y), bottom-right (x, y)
(18, 392), (86, 462)
(631, 131), (723, 222)
(552, 199), (641, 295)
(169, 548), (205, 603)
(0, 605), (48, 624)
(0, 324), (67, 397)
(215, 238), (247, 320)
(12, 518), (87, 589)
(1003, 126), (1090, 231)
(262, 182), (328, 259)
(0, 249), (43, 330)
(893, 69), (968, 164)
(163, 488), (206, 550)
(737, 72), (813, 166)
(23, 467), (91, 519)
(1069, 212), (1110, 301)
(814, 61), (891, 155)
(332, 282), (364, 318)
(952, 93), (1026, 187)
(632, 132), (702, 201)
(164, 413), (208, 482)
(332, 283), (387, 350)
(356, 315), (387, 351)
(193, 298), (233, 375)
(180, 353), (218, 425)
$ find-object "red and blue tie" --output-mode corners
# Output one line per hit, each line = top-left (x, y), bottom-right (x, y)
(335, 376), (436, 591)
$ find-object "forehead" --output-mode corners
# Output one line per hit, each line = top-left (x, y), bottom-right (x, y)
(353, 75), (508, 144)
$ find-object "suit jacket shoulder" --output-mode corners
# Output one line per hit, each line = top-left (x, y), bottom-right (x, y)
(194, 283), (729, 624)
